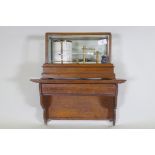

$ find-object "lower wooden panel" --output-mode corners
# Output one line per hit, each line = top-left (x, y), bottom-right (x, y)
(46, 96), (114, 120)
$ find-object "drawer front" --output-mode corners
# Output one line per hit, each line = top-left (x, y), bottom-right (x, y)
(42, 84), (116, 95)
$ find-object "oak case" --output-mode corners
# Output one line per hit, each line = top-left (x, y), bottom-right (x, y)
(31, 32), (125, 126)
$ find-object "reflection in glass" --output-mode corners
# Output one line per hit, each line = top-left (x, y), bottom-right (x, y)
(48, 34), (110, 64)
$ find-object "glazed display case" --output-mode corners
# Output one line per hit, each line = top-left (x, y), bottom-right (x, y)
(45, 33), (111, 64)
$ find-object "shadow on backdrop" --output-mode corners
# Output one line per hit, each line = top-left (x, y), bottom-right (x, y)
(112, 33), (127, 125)
(12, 35), (45, 126)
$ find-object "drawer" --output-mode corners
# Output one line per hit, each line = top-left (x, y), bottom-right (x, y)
(42, 84), (116, 95)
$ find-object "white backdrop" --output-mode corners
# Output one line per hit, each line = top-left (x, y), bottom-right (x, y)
(0, 26), (155, 128)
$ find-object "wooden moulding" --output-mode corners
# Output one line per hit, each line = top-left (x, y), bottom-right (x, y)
(31, 79), (126, 84)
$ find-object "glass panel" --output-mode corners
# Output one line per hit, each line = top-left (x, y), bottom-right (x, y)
(47, 34), (110, 64)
